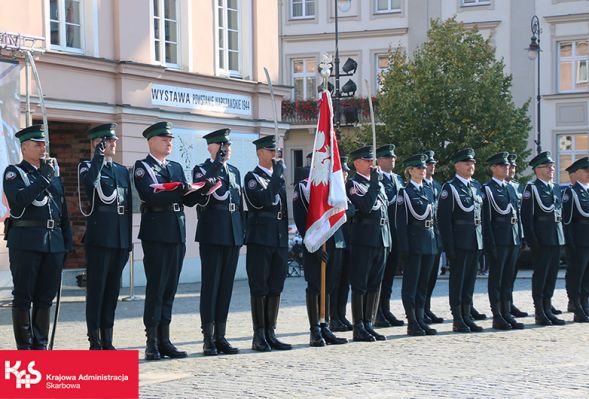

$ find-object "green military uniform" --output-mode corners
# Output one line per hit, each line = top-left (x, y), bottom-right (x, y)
(192, 128), (243, 355)
(4, 125), (73, 350)
(481, 152), (524, 330)
(562, 157), (589, 322)
(395, 154), (438, 336)
(437, 148), (484, 333)
(243, 135), (291, 352)
(79, 123), (133, 350)
(521, 151), (566, 326)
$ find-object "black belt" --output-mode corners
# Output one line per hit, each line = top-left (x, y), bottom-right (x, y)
(493, 216), (518, 225)
(12, 219), (60, 229)
(537, 215), (562, 223)
(409, 219), (434, 228)
(355, 217), (388, 226)
(454, 218), (481, 226)
(254, 211), (283, 220)
(142, 203), (183, 213)
(208, 203), (237, 213)
(97, 205), (128, 215)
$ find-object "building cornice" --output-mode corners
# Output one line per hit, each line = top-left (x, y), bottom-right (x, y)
(544, 13), (589, 24)
(282, 28), (408, 43)
(542, 92), (589, 101)
(463, 20), (501, 30)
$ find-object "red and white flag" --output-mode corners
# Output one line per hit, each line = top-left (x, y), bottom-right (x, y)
(303, 90), (348, 253)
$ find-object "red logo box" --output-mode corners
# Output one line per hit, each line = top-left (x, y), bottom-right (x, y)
(1, 350), (138, 398)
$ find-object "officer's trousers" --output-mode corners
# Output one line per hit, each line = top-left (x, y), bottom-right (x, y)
(449, 249), (480, 308)
(85, 246), (129, 330)
(425, 252), (441, 310)
(331, 248), (352, 318)
(402, 254), (435, 313)
(199, 244), (240, 325)
(10, 249), (64, 310)
(487, 245), (519, 305)
(531, 245), (561, 300)
(246, 244), (288, 297)
(565, 246), (589, 302)
(142, 240), (186, 328)
(350, 245), (387, 295)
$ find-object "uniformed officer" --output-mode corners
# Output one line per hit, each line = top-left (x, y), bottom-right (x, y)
(506, 154), (529, 318)
(192, 128), (243, 355)
(133, 121), (200, 360)
(562, 156), (589, 322)
(243, 135), (292, 352)
(564, 163), (579, 314)
(423, 150), (444, 324)
(79, 123), (132, 350)
(374, 144), (405, 328)
(481, 152), (524, 330)
(521, 151), (565, 326)
(292, 174), (348, 347)
(346, 146), (391, 342)
(329, 156), (354, 332)
(437, 148), (484, 333)
(4, 124), (73, 350)
(395, 154), (438, 336)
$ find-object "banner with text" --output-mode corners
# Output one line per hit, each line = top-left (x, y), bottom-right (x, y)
(1, 350), (138, 398)
(151, 83), (252, 116)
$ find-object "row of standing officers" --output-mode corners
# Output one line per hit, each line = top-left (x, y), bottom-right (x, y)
(4, 121), (589, 356)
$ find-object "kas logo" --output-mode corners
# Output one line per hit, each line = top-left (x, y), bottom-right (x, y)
(4, 360), (42, 389)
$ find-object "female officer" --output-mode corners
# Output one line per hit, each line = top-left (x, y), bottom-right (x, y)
(396, 154), (439, 336)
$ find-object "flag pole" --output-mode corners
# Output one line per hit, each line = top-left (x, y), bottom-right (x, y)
(319, 243), (327, 323)
(364, 78), (377, 166)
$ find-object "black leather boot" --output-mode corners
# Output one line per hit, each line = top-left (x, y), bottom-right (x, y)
(374, 305), (392, 327)
(339, 297), (353, 330)
(381, 294), (404, 326)
(363, 291), (386, 341)
(31, 306), (50, 350)
(406, 308), (425, 336)
(251, 296), (271, 352)
(425, 308), (444, 324)
(544, 299), (565, 326)
(510, 303), (528, 318)
(100, 328), (116, 350)
(158, 324), (188, 358)
(329, 293), (347, 332)
(582, 296), (589, 315)
(12, 308), (32, 350)
(470, 305), (487, 320)
(451, 306), (470, 333)
(306, 292), (325, 347)
(567, 299), (575, 313)
(463, 304), (483, 332)
(321, 294), (347, 345)
(214, 322), (239, 354)
(265, 295), (292, 350)
(502, 301), (524, 329)
(491, 302), (512, 330)
(534, 299), (552, 326)
(416, 308), (437, 335)
(88, 329), (101, 350)
(201, 322), (218, 356)
(351, 293), (375, 342)
(145, 327), (161, 361)
(551, 305), (562, 315)
(572, 298), (589, 323)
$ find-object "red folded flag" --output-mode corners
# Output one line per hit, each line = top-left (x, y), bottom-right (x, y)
(150, 181), (205, 193)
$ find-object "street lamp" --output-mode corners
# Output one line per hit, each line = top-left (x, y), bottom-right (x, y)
(334, 0), (352, 139)
(527, 15), (542, 154)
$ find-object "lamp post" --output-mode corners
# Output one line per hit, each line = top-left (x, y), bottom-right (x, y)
(527, 15), (542, 154)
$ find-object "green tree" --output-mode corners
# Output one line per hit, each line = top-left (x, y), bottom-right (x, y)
(360, 18), (531, 182)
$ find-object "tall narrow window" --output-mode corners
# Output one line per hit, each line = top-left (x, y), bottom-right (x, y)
(375, 54), (389, 92)
(558, 134), (589, 184)
(153, 0), (178, 66)
(374, 0), (401, 14)
(49, 0), (83, 51)
(291, 0), (315, 19)
(216, 0), (240, 77)
(558, 40), (588, 93)
(292, 58), (316, 100)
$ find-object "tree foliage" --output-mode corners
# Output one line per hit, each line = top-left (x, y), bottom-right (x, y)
(350, 18), (531, 182)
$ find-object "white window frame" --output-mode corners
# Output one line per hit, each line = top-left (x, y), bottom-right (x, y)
(151, 0), (180, 68)
(291, 58), (317, 100)
(460, 0), (491, 6)
(290, 0), (315, 20)
(375, 53), (389, 92)
(215, 0), (242, 78)
(557, 39), (589, 93)
(374, 0), (401, 14)
(557, 133), (589, 184)
(48, 0), (84, 53)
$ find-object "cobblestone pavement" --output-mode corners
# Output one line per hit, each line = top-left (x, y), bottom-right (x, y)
(1, 273), (588, 398)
